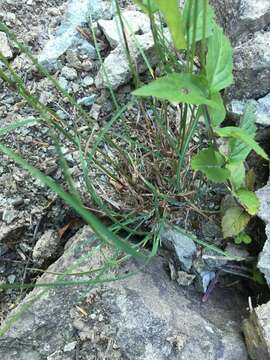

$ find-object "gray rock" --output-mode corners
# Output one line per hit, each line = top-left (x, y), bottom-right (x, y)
(0, 226), (248, 359)
(211, 0), (270, 42)
(229, 93), (270, 126)
(38, 0), (113, 69)
(0, 31), (12, 59)
(89, 103), (101, 119)
(32, 229), (60, 265)
(95, 32), (159, 90)
(82, 75), (94, 87)
(256, 183), (270, 286)
(160, 225), (196, 272)
(61, 65), (77, 80)
(98, 9), (151, 48)
(77, 95), (96, 107)
(230, 31), (270, 99)
(243, 300), (270, 360)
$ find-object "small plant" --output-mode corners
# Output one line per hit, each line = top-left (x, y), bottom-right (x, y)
(132, 0), (268, 243)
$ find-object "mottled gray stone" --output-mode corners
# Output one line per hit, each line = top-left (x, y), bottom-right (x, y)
(160, 226), (196, 272)
(0, 226), (248, 360)
(32, 229), (60, 265)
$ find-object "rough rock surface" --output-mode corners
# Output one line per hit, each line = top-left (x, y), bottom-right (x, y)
(256, 182), (270, 287)
(0, 226), (248, 360)
(0, 31), (12, 59)
(243, 301), (270, 360)
(211, 0), (270, 100)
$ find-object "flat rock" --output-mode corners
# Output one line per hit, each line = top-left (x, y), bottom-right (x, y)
(0, 226), (248, 359)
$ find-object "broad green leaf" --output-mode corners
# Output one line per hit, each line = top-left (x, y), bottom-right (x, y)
(226, 161), (245, 190)
(133, 73), (220, 108)
(183, 0), (214, 46)
(133, 0), (159, 13)
(191, 147), (230, 182)
(153, 0), (186, 49)
(208, 92), (226, 127)
(229, 102), (257, 162)
(215, 126), (269, 160)
(235, 188), (260, 215)
(235, 232), (252, 245)
(206, 24), (233, 92)
(222, 207), (251, 238)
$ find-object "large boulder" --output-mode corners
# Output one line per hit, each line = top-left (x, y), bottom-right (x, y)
(0, 226), (248, 359)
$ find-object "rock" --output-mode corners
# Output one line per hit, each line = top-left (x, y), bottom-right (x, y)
(32, 229), (60, 265)
(89, 103), (101, 120)
(0, 31), (12, 59)
(176, 271), (196, 287)
(256, 183), (270, 286)
(98, 9), (151, 48)
(82, 75), (94, 87)
(243, 300), (270, 360)
(95, 32), (159, 90)
(230, 31), (270, 99)
(0, 226), (248, 359)
(210, 0), (270, 42)
(38, 0), (112, 70)
(229, 93), (270, 126)
(77, 95), (96, 107)
(160, 225), (196, 272)
(61, 65), (78, 80)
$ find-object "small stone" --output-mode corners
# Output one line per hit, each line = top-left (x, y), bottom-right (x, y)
(160, 225), (196, 272)
(58, 76), (69, 91)
(32, 230), (60, 264)
(2, 209), (18, 224)
(63, 341), (77, 352)
(176, 271), (196, 287)
(82, 75), (94, 87)
(90, 313), (96, 320)
(90, 103), (101, 120)
(7, 274), (16, 284)
(0, 32), (12, 59)
(61, 66), (77, 81)
(77, 95), (96, 107)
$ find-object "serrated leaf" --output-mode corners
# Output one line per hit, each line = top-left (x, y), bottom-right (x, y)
(229, 102), (257, 162)
(133, 73), (220, 108)
(206, 24), (233, 92)
(191, 147), (230, 182)
(222, 207), (251, 238)
(235, 189), (260, 215)
(235, 232), (252, 245)
(208, 92), (226, 127)
(226, 161), (245, 190)
(183, 0), (214, 47)
(154, 0), (186, 49)
(215, 126), (269, 160)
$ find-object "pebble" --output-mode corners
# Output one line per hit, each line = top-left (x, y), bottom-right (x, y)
(61, 66), (78, 81)
(82, 75), (94, 87)
(77, 95), (96, 107)
(90, 103), (101, 120)
(0, 31), (13, 59)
